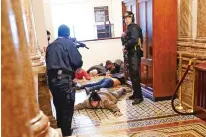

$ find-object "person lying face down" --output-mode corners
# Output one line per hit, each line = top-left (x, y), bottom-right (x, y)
(74, 88), (127, 116)
(105, 59), (124, 74)
(75, 68), (91, 80)
(77, 73), (125, 94)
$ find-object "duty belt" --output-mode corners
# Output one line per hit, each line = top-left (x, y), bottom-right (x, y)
(47, 69), (73, 79)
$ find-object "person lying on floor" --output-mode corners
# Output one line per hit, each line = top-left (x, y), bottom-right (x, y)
(105, 59), (124, 74)
(77, 73), (125, 95)
(74, 88), (126, 116)
(87, 63), (107, 76)
(75, 68), (91, 80)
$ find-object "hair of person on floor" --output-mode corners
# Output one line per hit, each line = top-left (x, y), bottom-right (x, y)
(105, 60), (113, 70)
(106, 60), (112, 67)
(89, 91), (101, 104)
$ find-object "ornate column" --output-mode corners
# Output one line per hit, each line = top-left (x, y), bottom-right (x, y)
(196, 0), (206, 42)
(179, 0), (193, 41)
(22, 0), (44, 67)
(2, 0), (61, 136)
(2, 0), (32, 135)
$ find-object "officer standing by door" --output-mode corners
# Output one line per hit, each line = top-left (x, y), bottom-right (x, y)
(121, 11), (144, 105)
(46, 24), (83, 136)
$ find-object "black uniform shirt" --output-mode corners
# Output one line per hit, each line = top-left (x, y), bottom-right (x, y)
(124, 23), (143, 50)
(46, 38), (83, 73)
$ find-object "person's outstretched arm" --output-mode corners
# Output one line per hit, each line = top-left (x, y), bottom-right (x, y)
(103, 100), (122, 116)
(74, 100), (88, 110)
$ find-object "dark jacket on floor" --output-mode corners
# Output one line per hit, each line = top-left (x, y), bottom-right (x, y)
(87, 63), (107, 76)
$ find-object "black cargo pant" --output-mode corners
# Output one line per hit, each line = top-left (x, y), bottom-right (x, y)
(48, 71), (75, 136)
(127, 49), (143, 99)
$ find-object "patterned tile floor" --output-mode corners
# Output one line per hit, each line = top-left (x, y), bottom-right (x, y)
(74, 122), (206, 137)
(72, 77), (206, 136)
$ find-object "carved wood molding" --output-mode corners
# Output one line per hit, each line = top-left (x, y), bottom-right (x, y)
(177, 52), (206, 61)
(195, 37), (206, 43)
(177, 41), (206, 62)
(178, 37), (194, 42)
(177, 42), (206, 49)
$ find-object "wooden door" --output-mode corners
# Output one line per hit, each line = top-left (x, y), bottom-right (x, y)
(146, 0), (153, 88)
(137, 0), (153, 88)
(122, 2), (127, 32)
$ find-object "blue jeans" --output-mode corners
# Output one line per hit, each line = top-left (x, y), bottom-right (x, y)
(83, 78), (114, 90)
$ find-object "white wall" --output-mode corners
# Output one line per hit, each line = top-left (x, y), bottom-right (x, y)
(43, 0), (55, 42)
(78, 38), (124, 70)
(111, 0), (124, 37)
(32, 0), (48, 51)
(43, 0), (123, 41)
(42, 0), (124, 69)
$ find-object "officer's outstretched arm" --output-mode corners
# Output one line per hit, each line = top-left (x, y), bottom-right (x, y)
(68, 45), (83, 70)
(125, 26), (139, 49)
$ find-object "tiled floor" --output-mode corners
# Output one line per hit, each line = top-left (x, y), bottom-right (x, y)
(72, 77), (206, 137)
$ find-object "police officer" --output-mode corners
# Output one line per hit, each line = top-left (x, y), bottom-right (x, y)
(46, 24), (83, 136)
(121, 11), (144, 105)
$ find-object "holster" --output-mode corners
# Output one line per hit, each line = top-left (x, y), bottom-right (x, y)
(136, 46), (143, 58)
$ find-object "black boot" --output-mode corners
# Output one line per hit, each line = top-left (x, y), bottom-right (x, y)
(69, 129), (73, 136)
(63, 129), (73, 137)
(132, 98), (144, 105)
(128, 95), (135, 100)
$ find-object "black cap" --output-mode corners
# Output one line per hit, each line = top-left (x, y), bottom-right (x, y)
(58, 24), (70, 37)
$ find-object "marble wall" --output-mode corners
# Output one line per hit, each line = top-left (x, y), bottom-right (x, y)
(2, 0), (61, 136)
(178, 0), (206, 107)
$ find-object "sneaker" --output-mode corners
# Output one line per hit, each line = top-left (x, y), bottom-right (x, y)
(75, 83), (84, 90)
(120, 88), (127, 95)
